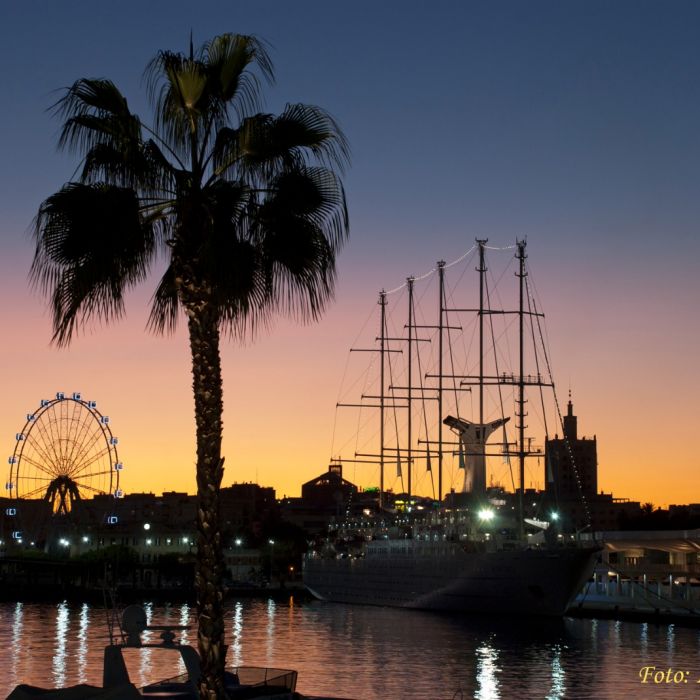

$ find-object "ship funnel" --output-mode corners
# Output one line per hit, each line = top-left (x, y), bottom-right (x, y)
(443, 416), (510, 494)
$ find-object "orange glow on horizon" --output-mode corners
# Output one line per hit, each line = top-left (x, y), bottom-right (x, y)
(0, 243), (698, 512)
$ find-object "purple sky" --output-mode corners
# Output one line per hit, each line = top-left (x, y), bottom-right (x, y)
(0, 1), (699, 505)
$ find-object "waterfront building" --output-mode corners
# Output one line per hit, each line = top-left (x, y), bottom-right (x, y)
(546, 397), (597, 497)
(577, 529), (700, 617)
(281, 463), (360, 534)
(544, 398), (641, 531)
(301, 463), (358, 512)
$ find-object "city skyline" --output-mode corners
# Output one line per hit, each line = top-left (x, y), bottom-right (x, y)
(1, 2), (699, 507)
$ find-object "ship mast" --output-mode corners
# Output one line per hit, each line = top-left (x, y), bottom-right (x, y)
(379, 290), (387, 510)
(516, 239), (527, 538)
(437, 261), (445, 504)
(406, 276), (415, 508)
(476, 240), (487, 428)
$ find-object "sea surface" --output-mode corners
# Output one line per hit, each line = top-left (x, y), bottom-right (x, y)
(1, 598), (700, 699)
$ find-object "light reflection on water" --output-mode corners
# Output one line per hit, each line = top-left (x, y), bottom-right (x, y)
(475, 642), (499, 700)
(265, 598), (276, 665)
(52, 602), (69, 687)
(10, 602), (23, 691)
(230, 601), (243, 667)
(77, 603), (89, 683)
(1, 600), (699, 699)
(547, 645), (565, 700)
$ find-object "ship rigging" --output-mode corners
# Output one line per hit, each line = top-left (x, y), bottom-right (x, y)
(332, 238), (589, 530)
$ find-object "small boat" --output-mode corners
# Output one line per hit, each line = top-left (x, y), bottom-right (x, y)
(8, 605), (298, 699)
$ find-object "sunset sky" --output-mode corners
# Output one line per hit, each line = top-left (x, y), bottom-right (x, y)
(1, 1), (698, 508)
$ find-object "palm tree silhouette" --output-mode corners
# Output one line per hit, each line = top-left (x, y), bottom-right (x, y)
(31, 33), (348, 698)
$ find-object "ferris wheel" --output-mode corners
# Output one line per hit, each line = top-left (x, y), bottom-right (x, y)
(6, 392), (123, 517)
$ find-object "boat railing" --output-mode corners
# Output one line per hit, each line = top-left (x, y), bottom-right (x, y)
(364, 540), (466, 557)
(233, 667), (298, 691)
(603, 561), (700, 577)
(142, 667), (298, 696)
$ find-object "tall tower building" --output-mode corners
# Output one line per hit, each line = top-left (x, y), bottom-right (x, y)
(545, 397), (597, 498)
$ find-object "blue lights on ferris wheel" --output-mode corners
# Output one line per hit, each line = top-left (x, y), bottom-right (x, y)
(110, 437), (118, 446)
(5, 481), (13, 490)
(72, 392), (81, 400)
(114, 463), (123, 471)
(26, 414), (35, 422)
(107, 516), (119, 524)
(11, 531), (22, 540)
(7, 456), (16, 464)
(40, 399), (50, 407)
(88, 401), (97, 409)
(5, 508), (16, 516)
(15, 434), (24, 441)
(114, 489), (124, 498)
(56, 392), (65, 400)
(101, 416), (110, 424)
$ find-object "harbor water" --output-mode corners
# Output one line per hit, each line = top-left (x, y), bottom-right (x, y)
(1, 598), (699, 699)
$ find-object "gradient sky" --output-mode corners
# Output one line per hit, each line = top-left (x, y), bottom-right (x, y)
(1, 1), (699, 507)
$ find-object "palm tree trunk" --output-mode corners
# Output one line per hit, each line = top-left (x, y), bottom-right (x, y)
(186, 300), (227, 700)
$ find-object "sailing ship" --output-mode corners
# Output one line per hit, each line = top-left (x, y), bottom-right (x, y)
(303, 239), (599, 616)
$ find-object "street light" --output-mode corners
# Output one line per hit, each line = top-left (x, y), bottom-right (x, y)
(268, 539), (275, 586)
(477, 508), (495, 522)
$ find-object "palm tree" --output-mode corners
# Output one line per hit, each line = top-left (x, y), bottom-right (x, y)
(31, 34), (348, 698)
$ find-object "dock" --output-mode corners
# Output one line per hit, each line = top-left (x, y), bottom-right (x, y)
(572, 529), (700, 624)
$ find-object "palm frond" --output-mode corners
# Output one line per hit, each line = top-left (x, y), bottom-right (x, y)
(31, 183), (156, 345)
(198, 179), (259, 317)
(204, 34), (273, 120)
(256, 167), (348, 255)
(263, 217), (337, 324)
(54, 79), (141, 154)
(212, 104), (349, 184)
(146, 50), (208, 152)
(216, 164), (348, 336)
(146, 34), (273, 169)
(147, 264), (180, 334)
(272, 103), (349, 171)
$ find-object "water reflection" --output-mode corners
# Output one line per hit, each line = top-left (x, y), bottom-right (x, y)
(10, 602), (24, 690)
(77, 603), (89, 683)
(0, 601), (699, 700)
(52, 602), (69, 687)
(176, 603), (192, 676)
(265, 599), (276, 664)
(139, 602), (155, 686)
(179, 604), (191, 645)
(230, 601), (243, 666)
(475, 642), (500, 700)
(547, 644), (565, 700)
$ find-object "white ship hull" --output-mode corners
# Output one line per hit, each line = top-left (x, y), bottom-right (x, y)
(304, 541), (598, 617)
